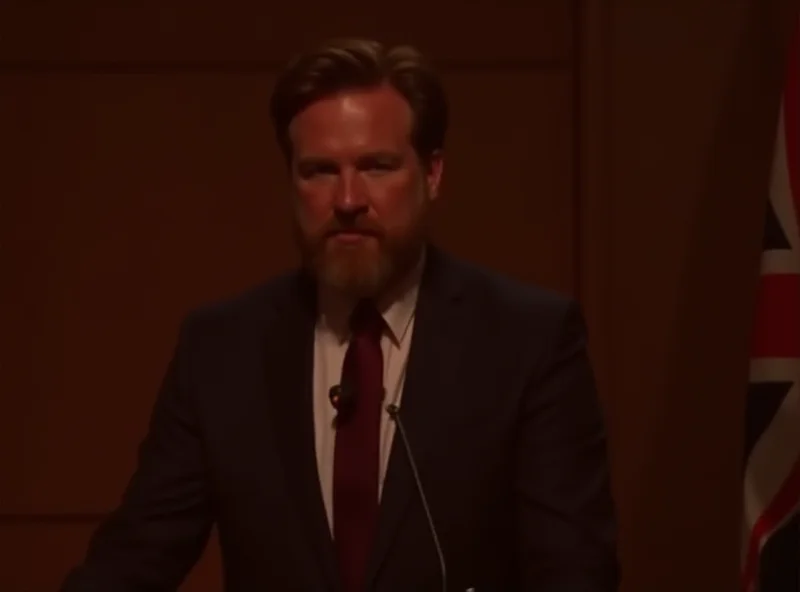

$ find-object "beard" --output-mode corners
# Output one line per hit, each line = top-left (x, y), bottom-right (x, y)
(294, 205), (428, 300)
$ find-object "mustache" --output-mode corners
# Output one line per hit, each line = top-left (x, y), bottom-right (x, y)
(321, 219), (384, 238)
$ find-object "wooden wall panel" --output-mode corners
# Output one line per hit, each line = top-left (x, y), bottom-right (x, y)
(0, 1), (572, 64)
(0, 521), (222, 591)
(1, 68), (575, 515)
(433, 69), (575, 293)
(579, 1), (800, 591)
(0, 521), (97, 591)
(0, 71), (290, 515)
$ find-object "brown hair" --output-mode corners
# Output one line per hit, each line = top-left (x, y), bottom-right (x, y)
(269, 38), (448, 166)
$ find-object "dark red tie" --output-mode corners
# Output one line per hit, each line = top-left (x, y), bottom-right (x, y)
(333, 300), (385, 592)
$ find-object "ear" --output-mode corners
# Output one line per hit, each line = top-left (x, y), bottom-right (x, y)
(425, 150), (444, 201)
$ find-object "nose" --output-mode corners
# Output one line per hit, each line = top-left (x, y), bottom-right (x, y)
(332, 168), (369, 216)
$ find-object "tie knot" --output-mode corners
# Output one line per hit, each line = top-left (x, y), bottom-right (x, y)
(349, 300), (384, 341)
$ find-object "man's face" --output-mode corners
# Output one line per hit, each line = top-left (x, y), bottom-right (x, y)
(287, 84), (443, 299)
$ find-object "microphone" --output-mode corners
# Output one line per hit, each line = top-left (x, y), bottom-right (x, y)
(328, 383), (355, 413)
(386, 403), (447, 592)
(329, 384), (388, 418)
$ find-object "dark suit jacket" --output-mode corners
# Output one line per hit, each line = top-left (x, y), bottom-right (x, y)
(61, 246), (620, 591)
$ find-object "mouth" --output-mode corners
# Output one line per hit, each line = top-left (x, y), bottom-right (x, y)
(327, 231), (379, 244)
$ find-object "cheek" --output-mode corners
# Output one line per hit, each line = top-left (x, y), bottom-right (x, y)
(367, 177), (426, 229)
(293, 185), (332, 226)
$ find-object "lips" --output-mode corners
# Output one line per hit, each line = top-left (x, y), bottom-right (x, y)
(328, 227), (380, 238)
(328, 231), (376, 244)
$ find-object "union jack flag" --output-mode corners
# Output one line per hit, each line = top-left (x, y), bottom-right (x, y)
(741, 16), (800, 592)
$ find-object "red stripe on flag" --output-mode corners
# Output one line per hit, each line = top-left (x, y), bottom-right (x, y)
(741, 455), (800, 592)
(750, 274), (800, 358)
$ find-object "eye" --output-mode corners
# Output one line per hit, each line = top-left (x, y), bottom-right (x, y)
(296, 159), (339, 180)
(359, 156), (401, 173)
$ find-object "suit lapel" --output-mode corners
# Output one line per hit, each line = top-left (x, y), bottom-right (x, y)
(262, 273), (340, 591)
(365, 246), (471, 588)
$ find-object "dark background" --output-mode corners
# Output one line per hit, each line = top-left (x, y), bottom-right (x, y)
(1, 1), (798, 590)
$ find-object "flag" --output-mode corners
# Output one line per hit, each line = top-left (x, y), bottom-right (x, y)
(741, 16), (800, 592)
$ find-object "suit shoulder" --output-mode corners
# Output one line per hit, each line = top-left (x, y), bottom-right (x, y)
(180, 270), (300, 332)
(453, 256), (578, 322)
(445, 256), (590, 365)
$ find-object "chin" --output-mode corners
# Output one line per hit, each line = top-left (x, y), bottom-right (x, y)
(319, 256), (389, 299)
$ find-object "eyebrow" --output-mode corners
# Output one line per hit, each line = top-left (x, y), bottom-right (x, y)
(356, 151), (403, 163)
(295, 156), (335, 168)
(295, 151), (404, 170)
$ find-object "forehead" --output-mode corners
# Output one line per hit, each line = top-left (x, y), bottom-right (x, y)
(288, 85), (413, 156)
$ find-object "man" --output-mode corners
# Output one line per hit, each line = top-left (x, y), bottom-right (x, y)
(62, 38), (620, 591)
